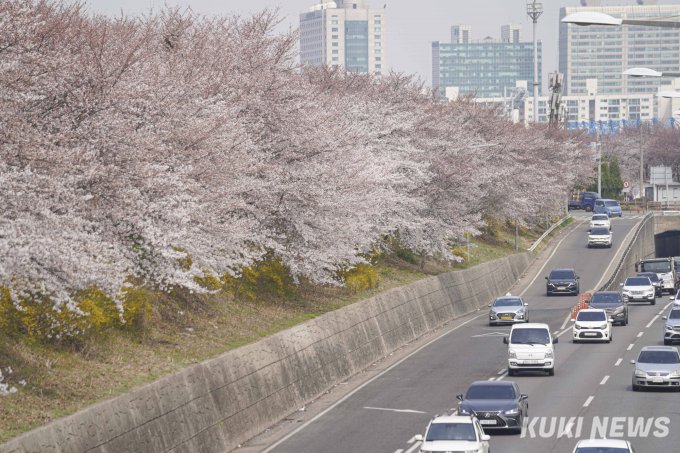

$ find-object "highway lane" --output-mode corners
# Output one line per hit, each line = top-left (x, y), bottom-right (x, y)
(256, 214), (672, 453)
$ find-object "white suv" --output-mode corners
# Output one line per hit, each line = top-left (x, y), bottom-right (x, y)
(571, 309), (613, 343)
(414, 414), (490, 453)
(572, 439), (634, 453)
(620, 276), (656, 305)
(503, 323), (558, 376)
(589, 214), (611, 231)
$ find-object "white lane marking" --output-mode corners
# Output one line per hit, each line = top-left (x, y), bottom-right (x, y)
(600, 375), (610, 385)
(407, 436), (416, 443)
(615, 358), (622, 366)
(658, 310), (664, 315)
(260, 315), (482, 453)
(560, 313), (572, 330)
(627, 344), (634, 351)
(594, 217), (643, 289)
(472, 332), (508, 338)
(405, 442), (422, 453)
(488, 377), (496, 381)
(647, 315), (659, 328)
(584, 396), (594, 407)
(519, 221), (583, 297)
(664, 302), (672, 309)
(364, 407), (427, 414)
(496, 373), (507, 381)
(394, 450), (404, 453)
(556, 328), (571, 338)
(498, 369), (507, 375)
(637, 332), (644, 338)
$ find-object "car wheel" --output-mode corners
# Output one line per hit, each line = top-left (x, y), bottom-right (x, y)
(651, 299), (656, 306)
(573, 338), (579, 344)
(665, 339), (671, 345)
(547, 291), (552, 297)
(548, 368), (555, 376)
(508, 368), (515, 377)
(490, 322), (496, 326)
(632, 382), (640, 392)
(606, 337), (611, 343)
(585, 205), (593, 212)
(608, 243), (612, 248)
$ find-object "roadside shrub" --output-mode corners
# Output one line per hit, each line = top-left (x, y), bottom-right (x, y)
(338, 263), (380, 293)
(223, 256), (296, 301)
(395, 248), (418, 265)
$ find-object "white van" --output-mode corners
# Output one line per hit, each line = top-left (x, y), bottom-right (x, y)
(503, 323), (558, 376)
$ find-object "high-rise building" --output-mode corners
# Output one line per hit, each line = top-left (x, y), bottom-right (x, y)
(451, 25), (472, 44)
(433, 24), (541, 99)
(300, 1), (386, 74)
(501, 24), (522, 43)
(559, 2), (680, 100)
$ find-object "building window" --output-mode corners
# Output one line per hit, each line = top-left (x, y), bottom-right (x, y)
(332, 20), (338, 24)
(332, 35), (338, 39)
(375, 64), (381, 68)
(375, 72), (381, 75)
(332, 57), (339, 61)
(332, 42), (338, 47)
(375, 28), (381, 32)
(375, 42), (381, 46)
(332, 50), (338, 54)
(375, 57), (381, 61)
(332, 28), (338, 32)
(353, 4), (357, 8)
(375, 49), (381, 54)
(374, 20), (381, 24)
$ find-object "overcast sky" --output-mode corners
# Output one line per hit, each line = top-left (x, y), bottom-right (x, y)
(86, 0), (679, 92)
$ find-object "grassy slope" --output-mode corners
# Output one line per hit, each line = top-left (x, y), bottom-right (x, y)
(0, 218), (572, 442)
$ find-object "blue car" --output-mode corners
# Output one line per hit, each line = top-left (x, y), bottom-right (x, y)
(594, 199), (622, 217)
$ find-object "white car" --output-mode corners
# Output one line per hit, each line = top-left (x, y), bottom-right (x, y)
(671, 292), (680, 307)
(588, 227), (612, 248)
(415, 414), (490, 453)
(572, 438), (634, 453)
(503, 323), (558, 376)
(571, 309), (613, 343)
(620, 276), (655, 305)
(589, 214), (611, 231)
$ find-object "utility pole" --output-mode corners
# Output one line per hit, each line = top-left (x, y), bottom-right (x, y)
(640, 123), (645, 205)
(597, 125), (601, 197)
(515, 221), (519, 251)
(527, 0), (543, 123)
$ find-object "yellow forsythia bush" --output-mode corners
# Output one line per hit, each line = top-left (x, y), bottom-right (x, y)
(0, 285), (150, 342)
(338, 263), (380, 294)
(221, 256), (296, 300)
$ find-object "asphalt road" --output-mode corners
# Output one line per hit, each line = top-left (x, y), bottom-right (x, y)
(254, 213), (677, 453)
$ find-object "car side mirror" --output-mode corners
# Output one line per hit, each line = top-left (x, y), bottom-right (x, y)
(524, 303), (529, 306)
(545, 276), (549, 280)
(630, 360), (636, 365)
(672, 297), (676, 300)
(487, 304), (492, 307)
(481, 434), (491, 442)
(503, 336), (509, 344)
(520, 394), (529, 401)
(456, 394), (464, 401)
(553, 337), (559, 344)
(619, 283), (624, 286)
(414, 434), (423, 442)
(570, 318), (576, 322)
(663, 316), (668, 320)
(609, 318), (614, 323)
(576, 276), (580, 279)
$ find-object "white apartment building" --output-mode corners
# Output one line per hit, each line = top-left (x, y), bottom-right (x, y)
(451, 25), (472, 44)
(300, 0), (386, 74)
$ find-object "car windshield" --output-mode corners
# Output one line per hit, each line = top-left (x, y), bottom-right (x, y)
(577, 311), (606, 322)
(550, 270), (574, 279)
(639, 261), (672, 273)
(575, 448), (629, 453)
(637, 273), (659, 283)
(426, 423), (476, 442)
(638, 351), (680, 364)
(591, 228), (609, 235)
(625, 278), (651, 287)
(510, 328), (550, 345)
(592, 215), (608, 221)
(494, 298), (522, 307)
(591, 293), (622, 304)
(605, 201), (619, 207)
(466, 384), (516, 400)
(669, 310), (680, 320)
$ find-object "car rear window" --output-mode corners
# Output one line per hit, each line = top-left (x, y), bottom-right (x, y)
(626, 277), (651, 286)
(591, 228), (609, 235)
(550, 270), (574, 279)
(426, 423), (476, 442)
(577, 311), (606, 322)
(637, 273), (659, 282)
(638, 351), (680, 364)
(466, 384), (516, 400)
(575, 448), (629, 453)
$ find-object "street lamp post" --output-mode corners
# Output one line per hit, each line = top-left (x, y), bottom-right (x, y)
(527, 1), (543, 124)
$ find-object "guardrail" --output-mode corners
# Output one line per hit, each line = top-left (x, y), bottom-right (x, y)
(597, 212), (654, 292)
(528, 215), (573, 252)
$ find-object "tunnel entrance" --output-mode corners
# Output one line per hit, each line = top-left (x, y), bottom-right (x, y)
(655, 230), (680, 258)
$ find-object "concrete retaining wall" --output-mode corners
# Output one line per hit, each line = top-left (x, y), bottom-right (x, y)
(1, 252), (534, 453)
(604, 213), (680, 291)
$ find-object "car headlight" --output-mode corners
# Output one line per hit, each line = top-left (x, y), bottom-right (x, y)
(599, 324), (608, 330)
(622, 290), (631, 294)
(635, 369), (646, 377)
(666, 325), (674, 332)
(671, 370), (680, 377)
(419, 450), (432, 453)
(612, 307), (623, 314)
(574, 323), (582, 330)
(545, 349), (554, 359)
(508, 349), (517, 359)
(490, 313), (497, 319)
(458, 407), (470, 415)
(504, 407), (519, 415)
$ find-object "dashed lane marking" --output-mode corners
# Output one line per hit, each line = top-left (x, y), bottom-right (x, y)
(497, 369), (507, 375)
(488, 377), (496, 381)
(364, 407), (427, 414)
(404, 442), (422, 453)
(627, 344), (634, 351)
(560, 313), (572, 330)
(647, 316), (659, 328)
(407, 436), (416, 443)
(637, 332), (644, 338)
(584, 396), (594, 407)
(600, 375), (610, 385)
(394, 450), (403, 453)
(615, 358), (622, 366)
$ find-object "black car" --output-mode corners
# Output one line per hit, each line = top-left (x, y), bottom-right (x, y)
(546, 268), (580, 296)
(456, 381), (528, 434)
(589, 291), (628, 326)
(637, 272), (662, 297)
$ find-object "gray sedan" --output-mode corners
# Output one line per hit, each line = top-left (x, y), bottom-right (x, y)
(663, 308), (680, 345)
(488, 296), (529, 326)
(631, 346), (680, 391)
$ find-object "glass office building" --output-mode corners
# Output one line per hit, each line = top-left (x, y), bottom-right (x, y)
(432, 32), (542, 99)
(345, 21), (369, 72)
(559, 3), (680, 97)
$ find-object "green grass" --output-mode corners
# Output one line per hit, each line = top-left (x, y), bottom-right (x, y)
(0, 219), (568, 443)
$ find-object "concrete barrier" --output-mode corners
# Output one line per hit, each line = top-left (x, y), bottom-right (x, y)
(1, 251), (534, 453)
(603, 213), (680, 291)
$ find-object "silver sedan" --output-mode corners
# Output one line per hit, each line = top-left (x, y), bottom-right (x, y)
(488, 296), (529, 326)
(631, 346), (680, 391)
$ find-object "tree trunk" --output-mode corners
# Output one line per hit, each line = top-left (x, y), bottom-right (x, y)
(420, 251), (426, 271)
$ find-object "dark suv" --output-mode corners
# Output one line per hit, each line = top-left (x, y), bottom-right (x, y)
(546, 269), (580, 296)
(589, 291), (628, 326)
(637, 272), (662, 297)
